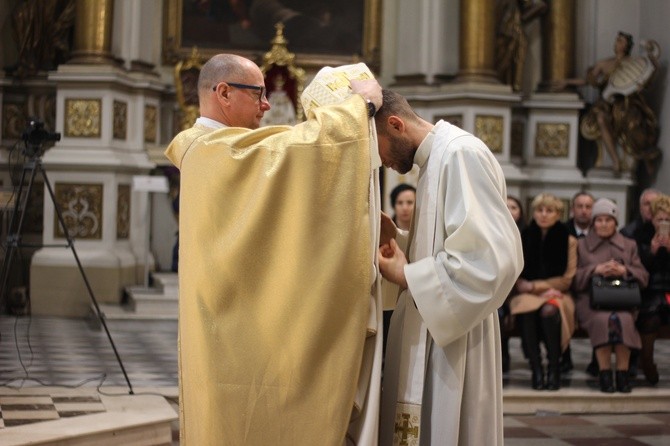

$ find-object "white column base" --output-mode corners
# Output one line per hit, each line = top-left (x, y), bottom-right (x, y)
(30, 247), (138, 317)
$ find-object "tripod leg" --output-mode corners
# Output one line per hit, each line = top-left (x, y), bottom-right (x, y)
(0, 160), (37, 312)
(38, 163), (134, 394)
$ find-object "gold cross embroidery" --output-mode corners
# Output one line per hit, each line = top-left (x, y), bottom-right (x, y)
(394, 413), (419, 446)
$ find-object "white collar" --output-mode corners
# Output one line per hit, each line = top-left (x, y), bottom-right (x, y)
(575, 225), (588, 236)
(414, 121), (446, 169)
(195, 116), (227, 129)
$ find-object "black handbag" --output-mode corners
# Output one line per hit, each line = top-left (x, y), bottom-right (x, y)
(590, 275), (641, 310)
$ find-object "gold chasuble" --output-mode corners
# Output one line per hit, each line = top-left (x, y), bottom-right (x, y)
(166, 95), (373, 445)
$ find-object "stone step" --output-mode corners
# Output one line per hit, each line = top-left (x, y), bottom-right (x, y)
(502, 385), (670, 414)
(150, 272), (179, 297)
(91, 303), (177, 324)
(0, 388), (176, 446)
(126, 285), (178, 315)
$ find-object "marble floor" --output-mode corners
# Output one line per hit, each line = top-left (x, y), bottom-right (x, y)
(0, 315), (669, 444)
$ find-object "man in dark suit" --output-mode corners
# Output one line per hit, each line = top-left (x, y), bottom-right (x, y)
(566, 191), (594, 238)
(562, 191), (594, 373)
(621, 188), (661, 240)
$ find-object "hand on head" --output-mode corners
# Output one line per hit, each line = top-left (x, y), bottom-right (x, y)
(350, 79), (382, 111)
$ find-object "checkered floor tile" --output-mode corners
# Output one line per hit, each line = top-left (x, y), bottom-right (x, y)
(1, 315), (669, 443)
(0, 393), (104, 428)
(504, 412), (670, 445)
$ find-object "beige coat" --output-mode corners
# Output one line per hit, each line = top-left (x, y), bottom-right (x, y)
(509, 236), (578, 351)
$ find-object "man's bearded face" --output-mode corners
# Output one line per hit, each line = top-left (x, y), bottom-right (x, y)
(378, 132), (415, 174)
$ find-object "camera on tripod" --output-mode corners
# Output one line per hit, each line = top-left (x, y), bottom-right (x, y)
(21, 118), (61, 157)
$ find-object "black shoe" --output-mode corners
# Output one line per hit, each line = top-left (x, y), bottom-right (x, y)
(615, 370), (632, 393)
(546, 368), (560, 391)
(599, 370), (615, 393)
(532, 366), (545, 390)
(586, 358), (599, 377)
(559, 347), (573, 374)
(642, 362), (659, 385)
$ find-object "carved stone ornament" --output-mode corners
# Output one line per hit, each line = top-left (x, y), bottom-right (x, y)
(2, 104), (27, 140)
(113, 100), (127, 140)
(54, 183), (103, 240)
(535, 123), (569, 157)
(2, 93), (57, 141)
(144, 104), (158, 143)
(116, 184), (130, 239)
(474, 115), (504, 153)
(64, 99), (101, 138)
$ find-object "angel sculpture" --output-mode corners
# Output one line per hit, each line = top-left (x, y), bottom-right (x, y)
(558, 32), (661, 177)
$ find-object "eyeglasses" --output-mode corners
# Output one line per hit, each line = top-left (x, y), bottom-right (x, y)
(213, 82), (266, 102)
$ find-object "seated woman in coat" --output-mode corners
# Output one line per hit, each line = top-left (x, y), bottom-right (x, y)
(510, 193), (577, 390)
(636, 193), (670, 384)
(574, 198), (649, 393)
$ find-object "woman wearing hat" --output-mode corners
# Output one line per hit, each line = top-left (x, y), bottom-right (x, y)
(573, 198), (649, 393)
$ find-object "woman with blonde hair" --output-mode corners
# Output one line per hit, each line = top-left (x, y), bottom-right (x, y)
(510, 193), (577, 390)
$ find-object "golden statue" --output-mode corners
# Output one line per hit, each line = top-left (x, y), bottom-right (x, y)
(11, 0), (75, 79)
(174, 47), (204, 130)
(495, 0), (547, 92)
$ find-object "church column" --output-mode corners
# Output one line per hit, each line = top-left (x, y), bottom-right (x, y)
(70, 0), (115, 64)
(456, 0), (497, 83)
(539, 0), (575, 90)
(30, 1), (168, 317)
(389, 0), (455, 86)
(114, 0), (160, 74)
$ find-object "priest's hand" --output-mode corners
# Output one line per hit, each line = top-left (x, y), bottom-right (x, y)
(350, 79), (382, 111)
(379, 211), (397, 247)
(378, 238), (408, 290)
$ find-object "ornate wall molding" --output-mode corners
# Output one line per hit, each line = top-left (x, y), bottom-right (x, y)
(116, 184), (130, 239)
(475, 115), (503, 153)
(113, 100), (127, 140)
(535, 122), (569, 157)
(144, 104), (157, 143)
(54, 183), (103, 239)
(64, 99), (101, 138)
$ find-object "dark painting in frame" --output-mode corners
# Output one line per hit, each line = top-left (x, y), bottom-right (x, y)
(163, 0), (381, 70)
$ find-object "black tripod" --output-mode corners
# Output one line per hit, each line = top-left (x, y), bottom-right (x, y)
(0, 135), (134, 394)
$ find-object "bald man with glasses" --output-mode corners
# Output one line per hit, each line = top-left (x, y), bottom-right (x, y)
(166, 54), (384, 445)
(196, 54), (272, 129)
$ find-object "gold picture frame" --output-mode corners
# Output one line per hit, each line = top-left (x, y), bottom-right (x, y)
(162, 0), (381, 70)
